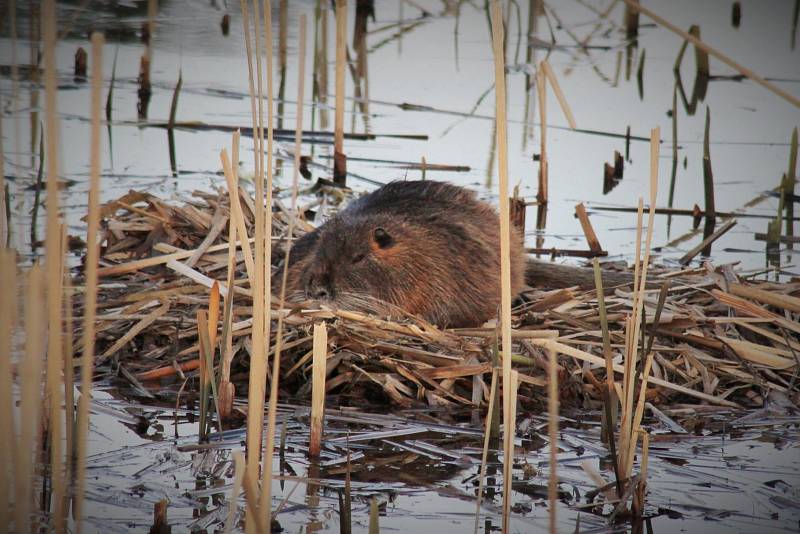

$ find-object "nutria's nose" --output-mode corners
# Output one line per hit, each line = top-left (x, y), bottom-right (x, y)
(312, 287), (329, 299)
(306, 275), (333, 300)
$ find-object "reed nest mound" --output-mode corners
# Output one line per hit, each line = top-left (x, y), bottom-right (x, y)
(73, 186), (800, 414)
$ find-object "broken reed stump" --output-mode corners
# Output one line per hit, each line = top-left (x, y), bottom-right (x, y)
(221, 13), (230, 36)
(510, 195), (526, 233)
(603, 150), (624, 194)
(74, 47), (87, 79)
(575, 203), (603, 255)
(309, 322), (328, 458)
(138, 54), (152, 119)
(148, 499), (171, 534)
(624, 0), (640, 39)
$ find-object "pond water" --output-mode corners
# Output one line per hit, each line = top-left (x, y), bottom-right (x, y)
(1, 0), (799, 532)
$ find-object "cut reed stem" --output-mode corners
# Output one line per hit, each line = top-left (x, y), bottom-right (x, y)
(309, 322), (328, 457)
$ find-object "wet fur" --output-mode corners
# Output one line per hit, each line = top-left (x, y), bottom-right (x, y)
(281, 180), (632, 327)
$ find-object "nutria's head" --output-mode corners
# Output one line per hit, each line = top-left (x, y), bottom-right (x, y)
(280, 180), (527, 327)
(283, 213), (418, 316)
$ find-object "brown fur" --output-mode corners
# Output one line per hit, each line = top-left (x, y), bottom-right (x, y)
(281, 180), (526, 327)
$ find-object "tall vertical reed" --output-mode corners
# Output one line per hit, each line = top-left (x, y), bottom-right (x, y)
(239, 5), (268, 524)
(618, 128), (660, 485)
(547, 348), (559, 534)
(74, 32), (104, 533)
(489, 2), (514, 532)
(0, 105), (6, 246)
(536, 62), (548, 204)
(42, 1), (67, 528)
(0, 249), (16, 528)
(333, 0), (347, 184)
(15, 264), (45, 531)
(263, 10), (308, 527)
(260, 0), (280, 518)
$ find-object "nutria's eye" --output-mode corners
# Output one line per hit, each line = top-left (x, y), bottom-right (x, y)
(352, 253), (365, 264)
(373, 227), (393, 249)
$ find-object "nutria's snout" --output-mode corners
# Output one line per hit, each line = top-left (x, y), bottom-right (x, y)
(304, 273), (335, 301)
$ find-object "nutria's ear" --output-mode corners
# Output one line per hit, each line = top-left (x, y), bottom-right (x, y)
(372, 227), (393, 248)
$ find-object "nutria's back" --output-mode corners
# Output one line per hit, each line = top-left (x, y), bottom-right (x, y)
(283, 180), (526, 327)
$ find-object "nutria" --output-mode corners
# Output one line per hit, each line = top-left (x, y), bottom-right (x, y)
(282, 180), (629, 327)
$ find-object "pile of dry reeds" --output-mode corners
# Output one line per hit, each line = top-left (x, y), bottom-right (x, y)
(72, 181), (799, 414)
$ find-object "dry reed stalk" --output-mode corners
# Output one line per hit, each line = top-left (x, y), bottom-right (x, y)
(634, 430), (650, 513)
(15, 264), (45, 532)
(146, 0), (157, 53)
(318, 0), (329, 130)
(0, 108), (6, 246)
(536, 64), (548, 204)
(225, 450), (247, 534)
(221, 145), (255, 282)
(502, 369), (518, 534)
(621, 0), (800, 108)
(219, 194), (238, 417)
(309, 322), (328, 457)
(472, 368), (498, 534)
(489, 3), (515, 531)
(369, 496), (379, 534)
(75, 34), (104, 532)
(61, 226), (75, 504)
(333, 0), (347, 184)
(241, 455), (266, 534)
(0, 249), (16, 528)
(618, 199), (643, 466)
(239, 2), (268, 520)
(540, 60), (576, 129)
(262, 11), (307, 525)
(42, 1), (67, 528)
(259, 0), (280, 516)
(547, 347), (559, 534)
(261, 0), (275, 345)
(617, 128), (660, 481)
